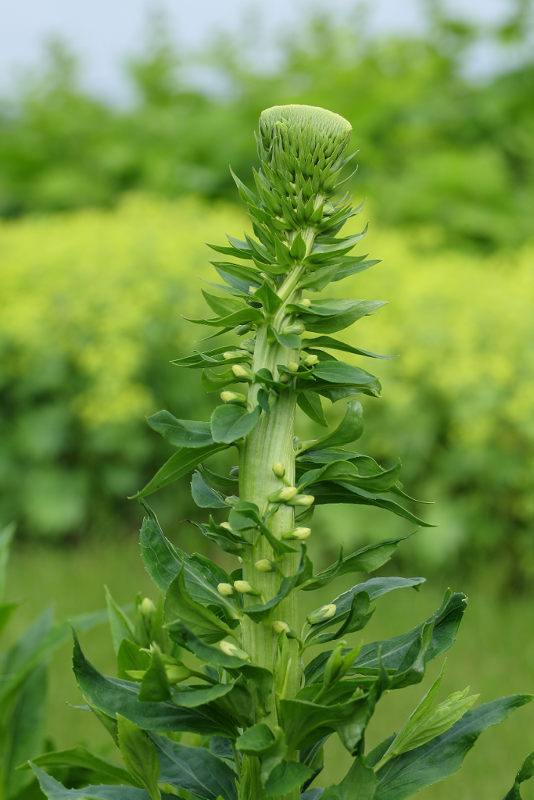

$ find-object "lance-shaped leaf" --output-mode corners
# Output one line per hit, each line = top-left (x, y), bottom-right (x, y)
(147, 411), (214, 448)
(117, 715), (160, 800)
(298, 390), (328, 426)
(150, 732), (238, 800)
(305, 590), (465, 686)
(131, 443), (229, 499)
(302, 400), (363, 452)
(211, 261), (262, 293)
(265, 761), (314, 798)
(299, 535), (412, 591)
(374, 695), (533, 800)
(72, 633), (236, 737)
(211, 404), (261, 444)
(289, 299), (385, 334)
(4, 661), (47, 798)
(302, 335), (393, 359)
(167, 621), (250, 669)
(191, 470), (228, 508)
(164, 568), (234, 642)
(306, 230), (369, 263)
(30, 746), (133, 785)
(31, 766), (170, 800)
(202, 289), (244, 317)
(503, 752), (534, 800)
(279, 693), (371, 751)
(297, 459), (402, 495)
(312, 361), (381, 396)
(311, 481), (431, 527)
(321, 757), (376, 800)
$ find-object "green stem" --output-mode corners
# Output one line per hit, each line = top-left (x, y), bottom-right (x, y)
(238, 266), (304, 800)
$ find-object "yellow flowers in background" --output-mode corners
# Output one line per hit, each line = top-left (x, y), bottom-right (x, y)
(1, 193), (532, 578)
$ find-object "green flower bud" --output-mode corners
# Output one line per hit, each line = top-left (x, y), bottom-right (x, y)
(139, 597), (156, 617)
(307, 603), (337, 624)
(304, 354), (319, 367)
(219, 521), (233, 531)
(284, 322), (305, 335)
(225, 495), (240, 505)
(272, 461), (286, 478)
(272, 620), (291, 634)
(255, 558), (273, 572)
(219, 640), (249, 659)
(287, 361), (299, 373)
(269, 486), (298, 503)
(232, 364), (252, 380)
(283, 526), (311, 540)
(220, 390), (247, 404)
(289, 493), (315, 507)
(234, 580), (258, 594)
(165, 664), (191, 683)
(217, 582), (234, 596)
(301, 298), (312, 308)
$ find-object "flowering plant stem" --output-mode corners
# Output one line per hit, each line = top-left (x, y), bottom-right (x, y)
(31, 104), (533, 800)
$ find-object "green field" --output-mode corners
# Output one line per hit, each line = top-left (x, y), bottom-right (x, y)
(8, 536), (534, 799)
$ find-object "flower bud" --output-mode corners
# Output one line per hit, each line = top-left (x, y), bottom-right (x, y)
(283, 526), (311, 540)
(255, 559), (273, 572)
(272, 620), (291, 634)
(289, 494), (315, 507)
(220, 390), (247, 404)
(301, 298), (312, 308)
(307, 604), (337, 624)
(284, 322), (305, 335)
(219, 521), (233, 531)
(234, 580), (257, 594)
(269, 486), (298, 503)
(225, 495), (239, 505)
(232, 364), (252, 380)
(219, 640), (249, 659)
(217, 582), (234, 596)
(287, 361), (299, 373)
(140, 597), (156, 617)
(223, 351), (241, 360)
(272, 462), (286, 478)
(165, 664), (191, 683)
(304, 354), (319, 367)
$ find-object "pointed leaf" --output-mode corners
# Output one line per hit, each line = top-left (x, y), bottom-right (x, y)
(147, 411), (214, 448)
(211, 404), (261, 444)
(131, 443), (229, 499)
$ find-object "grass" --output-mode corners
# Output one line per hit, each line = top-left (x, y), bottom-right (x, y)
(7, 534), (534, 799)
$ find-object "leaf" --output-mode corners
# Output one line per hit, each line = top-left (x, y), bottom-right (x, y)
(131, 443), (229, 499)
(265, 761), (314, 798)
(211, 261), (261, 293)
(292, 299), (386, 334)
(202, 289), (244, 317)
(191, 470), (228, 508)
(321, 757), (376, 800)
(0, 522), (14, 601)
(255, 282), (283, 314)
(138, 645), (172, 702)
(72, 633), (236, 737)
(279, 694), (370, 751)
(270, 326), (302, 349)
(147, 411), (214, 448)
(151, 732), (238, 800)
(30, 746), (132, 785)
(374, 695), (533, 800)
(311, 482), (432, 527)
(210, 404), (261, 444)
(105, 586), (135, 654)
(31, 766), (161, 800)
(167, 622), (249, 670)
(186, 307), (264, 328)
(237, 723), (276, 754)
(117, 715), (161, 800)
(503, 752), (534, 799)
(302, 335), (393, 359)
(298, 391), (328, 426)
(300, 535), (411, 591)
(164, 568), (234, 642)
(4, 662), (47, 798)
(302, 400), (363, 451)
(312, 361), (381, 396)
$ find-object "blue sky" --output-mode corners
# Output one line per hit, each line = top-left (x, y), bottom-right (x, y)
(0, 0), (514, 100)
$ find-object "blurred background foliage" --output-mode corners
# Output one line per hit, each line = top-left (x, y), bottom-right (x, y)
(1, 0), (533, 589)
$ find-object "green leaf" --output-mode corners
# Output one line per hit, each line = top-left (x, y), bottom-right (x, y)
(186, 307), (264, 328)
(117, 715), (161, 800)
(302, 335), (393, 359)
(164, 568), (234, 642)
(303, 400), (363, 451)
(105, 586), (135, 654)
(503, 752), (534, 799)
(131, 443), (229, 499)
(321, 757), (376, 800)
(211, 404), (261, 444)
(31, 746), (132, 785)
(312, 361), (380, 395)
(4, 662), (47, 798)
(307, 230), (369, 263)
(297, 391), (328, 426)
(0, 522), (14, 601)
(311, 482), (432, 527)
(237, 723), (275, 754)
(118, 639), (150, 680)
(202, 289), (244, 317)
(167, 622), (250, 670)
(151, 732), (238, 800)
(138, 645), (172, 702)
(300, 535), (411, 591)
(279, 694), (370, 751)
(291, 299), (385, 334)
(191, 470), (228, 508)
(374, 696), (533, 800)
(270, 326), (302, 349)
(211, 261), (261, 293)
(147, 411), (214, 448)
(139, 508), (182, 591)
(72, 633), (236, 737)
(265, 761), (314, 798)
(255, 282), (283, 314)
(31, 766), (161, 800)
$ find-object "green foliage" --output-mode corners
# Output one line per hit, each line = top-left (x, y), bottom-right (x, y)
(33, 105), (533, 800)
(1, 7), (534, 251)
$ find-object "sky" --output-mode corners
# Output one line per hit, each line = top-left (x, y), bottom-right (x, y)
(0, 0), (517, 100)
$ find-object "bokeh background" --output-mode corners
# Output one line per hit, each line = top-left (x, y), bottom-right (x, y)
(1, 0), (534, 797)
